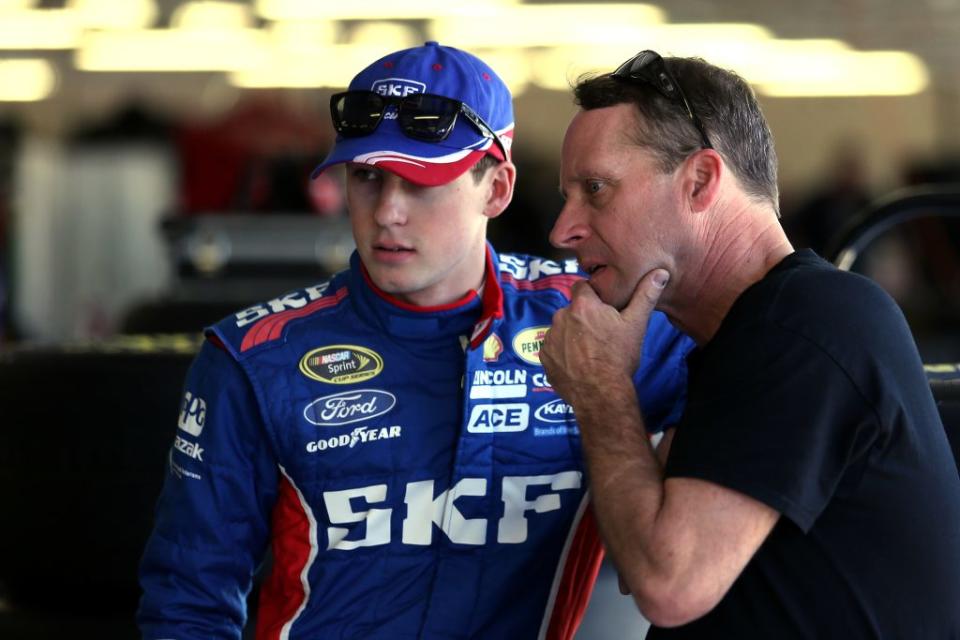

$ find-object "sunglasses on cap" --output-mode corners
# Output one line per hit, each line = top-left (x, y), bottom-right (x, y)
(612, 50), (713, 150)
(330, 90), (509, 161)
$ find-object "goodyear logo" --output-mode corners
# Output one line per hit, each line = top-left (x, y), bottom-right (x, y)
(300, 345), (384, 385)
(512, 326), (549, 366)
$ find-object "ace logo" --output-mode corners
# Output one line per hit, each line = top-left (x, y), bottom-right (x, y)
(467, 403), (529, 433)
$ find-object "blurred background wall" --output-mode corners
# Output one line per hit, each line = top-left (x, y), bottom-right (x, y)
(0, 0), (958, 346)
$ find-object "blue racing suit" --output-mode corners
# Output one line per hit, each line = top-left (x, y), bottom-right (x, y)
(137, 246), (693, 640)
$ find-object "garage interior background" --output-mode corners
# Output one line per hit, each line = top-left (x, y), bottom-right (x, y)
(0, 0), (958, 638)
(1, 0), (959, 347)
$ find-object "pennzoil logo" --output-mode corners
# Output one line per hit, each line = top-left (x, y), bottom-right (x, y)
(300, 345), (384, 384)
(512, 326), (549, 365)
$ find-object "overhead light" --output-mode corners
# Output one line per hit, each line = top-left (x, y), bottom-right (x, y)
(255, 0), (518, 20)
(0, 58), (56, 100)
(529, 33), (928, 97)
(752, 49), (930, 97)
(0, 9), (80, 49)
(430, 4), (665, 48)
(229, 44), (392, 88)
(67, 0), (157, 30)
(171, 1), (254, 30)
(268, 20), (338, 52)
(0, 0), (38, 9)
(347, 22), (418, 48)
(76, 29), (268, 72)
(526, 23), (772, 90)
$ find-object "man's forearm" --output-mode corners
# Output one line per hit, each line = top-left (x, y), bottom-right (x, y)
(573, 379), (672, 595)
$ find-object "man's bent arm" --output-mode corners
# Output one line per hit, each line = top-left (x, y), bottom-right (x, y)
(575, 381), (778, 627)
(542, 274), (778, 628)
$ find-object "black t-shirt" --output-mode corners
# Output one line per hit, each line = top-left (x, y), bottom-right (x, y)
(652, 250), (960, 639)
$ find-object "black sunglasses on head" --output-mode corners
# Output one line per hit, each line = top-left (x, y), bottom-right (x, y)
(330, 90), (509, 160)
(612, 50), (713, 150)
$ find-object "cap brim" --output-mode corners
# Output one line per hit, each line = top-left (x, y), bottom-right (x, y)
(311, 119), (508, 187)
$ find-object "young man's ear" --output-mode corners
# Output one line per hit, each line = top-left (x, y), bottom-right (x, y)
(684, 149), (723, 213)
(483, 161), (517, 220)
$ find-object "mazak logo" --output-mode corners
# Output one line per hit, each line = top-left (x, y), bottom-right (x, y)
(372, 77), (426, 97)
(178, 391), (206, 437)
(304, 389), (397, 427)
(535, 398), (575, 424)
(512, 326), (549, 365)
(174, 435), (204, 461)
(300, 345), (384, 384)
(467, 403), (529, 433)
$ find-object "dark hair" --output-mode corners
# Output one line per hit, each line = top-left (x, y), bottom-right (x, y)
(469, 153), (500, 184)
(575, 57), (779, 212)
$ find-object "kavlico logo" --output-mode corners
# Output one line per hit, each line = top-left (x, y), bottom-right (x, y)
(512, 326), (549, 365)
(300, 345), (384, 384)
(534, 398), (575, 424)
(304, 389), (397, 427)
(178, 391), (207, 437)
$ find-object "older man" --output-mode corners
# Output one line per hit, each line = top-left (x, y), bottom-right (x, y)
(542, 50), (960, 637)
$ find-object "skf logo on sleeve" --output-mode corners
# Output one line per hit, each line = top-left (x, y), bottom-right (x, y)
(178, 391), (207, 437)
(300, 345), (384, 384)
(512, 326), (549, 365)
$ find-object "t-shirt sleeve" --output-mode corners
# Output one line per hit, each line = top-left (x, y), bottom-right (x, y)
(664, 323), (878, 532)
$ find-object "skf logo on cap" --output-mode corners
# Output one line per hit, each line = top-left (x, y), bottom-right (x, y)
(300, 345), (384, 384)
(372, 77), (426, 97)
(512, 326), (549, 365)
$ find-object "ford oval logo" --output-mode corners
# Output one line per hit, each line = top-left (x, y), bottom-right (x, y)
(534, 397), (575, 424)
(304, 389), (397, 427)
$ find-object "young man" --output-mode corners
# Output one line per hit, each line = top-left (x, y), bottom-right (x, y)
(137, 43), (692, 640)
(542, 50), (960, 636)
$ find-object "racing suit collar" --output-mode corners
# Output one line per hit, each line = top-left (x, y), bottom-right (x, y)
(350, 245), (504, 343)
(469, 242), (504, 349)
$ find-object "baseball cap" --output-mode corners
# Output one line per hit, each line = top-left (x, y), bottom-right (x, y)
(311, 41), (514, 187)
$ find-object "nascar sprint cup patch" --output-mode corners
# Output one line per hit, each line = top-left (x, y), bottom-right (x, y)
(300, 345), (384, 384)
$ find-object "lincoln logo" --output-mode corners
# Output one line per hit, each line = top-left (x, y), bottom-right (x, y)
(304, 389), (397, 427)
